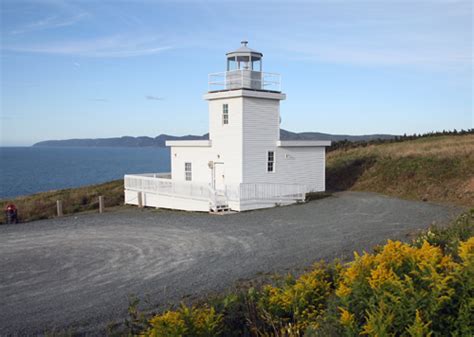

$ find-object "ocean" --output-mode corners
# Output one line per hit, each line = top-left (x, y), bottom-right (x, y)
(0, 147), (170, 199)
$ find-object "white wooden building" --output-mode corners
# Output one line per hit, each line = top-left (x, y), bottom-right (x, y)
(125, 42), (330, 212)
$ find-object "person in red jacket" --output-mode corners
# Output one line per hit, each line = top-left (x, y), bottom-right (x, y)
(5, 204), (18, 224)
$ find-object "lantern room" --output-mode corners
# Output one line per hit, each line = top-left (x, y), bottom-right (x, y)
(226, 41), (263, 72)
(208, 41), (281, 93)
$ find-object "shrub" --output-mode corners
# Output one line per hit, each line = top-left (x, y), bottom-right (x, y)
(257, 263), (334, 331)
(413, 209), (474, 258)
(143, 304), (222, 337)
(336, 238), (474, 336)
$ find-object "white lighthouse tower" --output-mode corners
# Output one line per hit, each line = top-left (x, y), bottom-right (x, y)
(125, 42), (330, 212)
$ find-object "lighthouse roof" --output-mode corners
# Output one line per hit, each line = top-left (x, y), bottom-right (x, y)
(226, 41), (263, 58)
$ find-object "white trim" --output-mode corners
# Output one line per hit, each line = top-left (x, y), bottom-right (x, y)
(166, 140), (212, 147)
(204, 89), (286, 101)
(276, 140), (331, 147)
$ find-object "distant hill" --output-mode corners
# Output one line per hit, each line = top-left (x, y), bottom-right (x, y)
(32, 134), (209, 148)
(32, 130), (396, 147)
(279, 130), (395, 142)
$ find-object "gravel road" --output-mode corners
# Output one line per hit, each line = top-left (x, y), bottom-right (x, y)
(0, 192), (462, 336)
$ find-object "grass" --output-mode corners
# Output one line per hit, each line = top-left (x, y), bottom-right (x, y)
(0, 179), (124, 224)
(326, 134), (474, 206)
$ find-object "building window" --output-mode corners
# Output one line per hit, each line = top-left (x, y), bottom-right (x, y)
(185, 162), (192, 181)
(222, 104), (229, 125)
(267, 151), (275, 172)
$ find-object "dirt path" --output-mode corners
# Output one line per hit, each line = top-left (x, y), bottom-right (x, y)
(0, 192), (462, 336)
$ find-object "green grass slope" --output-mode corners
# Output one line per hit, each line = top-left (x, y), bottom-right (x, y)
(0, 180), (124, 224)
(326, 134), (474, 207)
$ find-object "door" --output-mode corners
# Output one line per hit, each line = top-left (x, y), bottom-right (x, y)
(213, 163), (225, 194)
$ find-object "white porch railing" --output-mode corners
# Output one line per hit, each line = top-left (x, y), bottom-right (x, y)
(124, 174), (306, 208)
(124, 174), (212, 201)
(225, 183), (306, 202)
(208, 70), (281, 92)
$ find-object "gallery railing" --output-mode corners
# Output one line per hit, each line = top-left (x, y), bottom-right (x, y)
(208, 70), (281, 92)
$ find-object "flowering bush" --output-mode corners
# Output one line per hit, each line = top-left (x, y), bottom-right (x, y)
(336, 238), (473, 336)
(257, 263), (336, 332)
(143, 304), (222, 337)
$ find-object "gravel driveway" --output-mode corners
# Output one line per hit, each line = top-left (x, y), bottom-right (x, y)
(0, 192), (462, 336)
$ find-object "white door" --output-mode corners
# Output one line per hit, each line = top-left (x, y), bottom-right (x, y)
(214, 163), (225, 194)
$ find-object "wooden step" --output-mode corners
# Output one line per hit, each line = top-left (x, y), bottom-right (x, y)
(209, 204), (231, 214)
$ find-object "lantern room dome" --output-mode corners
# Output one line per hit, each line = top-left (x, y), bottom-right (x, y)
(226, 41), (263, 58)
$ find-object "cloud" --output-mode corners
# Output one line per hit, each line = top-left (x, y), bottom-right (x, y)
(146, 95), (164, 101)
(10, 13), (89, 35)
(3, 35), (172, 58)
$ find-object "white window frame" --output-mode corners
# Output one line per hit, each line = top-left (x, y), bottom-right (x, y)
(185, 162), (192, 181)
(267, 151), (275, 173)
(222, 103), (229, 125)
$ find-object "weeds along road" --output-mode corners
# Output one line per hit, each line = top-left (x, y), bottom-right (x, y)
(0, 192), (463, 336)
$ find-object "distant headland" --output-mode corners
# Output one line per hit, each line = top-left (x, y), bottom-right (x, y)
(32, 130), (396, 147)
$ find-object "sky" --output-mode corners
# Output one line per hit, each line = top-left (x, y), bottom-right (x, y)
(0, 0), (472, 146)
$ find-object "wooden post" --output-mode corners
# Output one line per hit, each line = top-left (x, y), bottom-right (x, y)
(56, 200), (63, 217)
(99, 196), (104, 214)
(137, 192), (143, 208)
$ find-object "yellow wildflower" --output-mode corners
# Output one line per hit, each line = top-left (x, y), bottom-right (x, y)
(458, 237), (474, 264)
(339, 307), (355, 327)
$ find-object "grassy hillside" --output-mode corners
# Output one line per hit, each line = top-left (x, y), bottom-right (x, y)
(0, 180), (124, 224)
(326, 134), (474, 207)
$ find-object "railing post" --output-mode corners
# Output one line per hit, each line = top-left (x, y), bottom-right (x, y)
(99, 196), (104, 214)
(137, 192), (143, 208)
(56, 200), (63, 217)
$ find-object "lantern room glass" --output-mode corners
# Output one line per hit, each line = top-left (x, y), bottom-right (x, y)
(227, 56), (262, 71)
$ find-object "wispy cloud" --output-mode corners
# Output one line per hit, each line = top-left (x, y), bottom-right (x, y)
(146, 95), (164, 101)
(10, 13), (89, 35)
(3, 35), (172, 58)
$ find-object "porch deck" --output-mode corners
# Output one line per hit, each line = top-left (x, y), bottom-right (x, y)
(124, 173), (306, 212)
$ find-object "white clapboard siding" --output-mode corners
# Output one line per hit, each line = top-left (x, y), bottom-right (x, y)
(274, 147), (326, 192)
(241, 96), (325, 192)
(242, 97), (280, 183)
(170, 146), (213, 184)
(208, 97), (243, 185)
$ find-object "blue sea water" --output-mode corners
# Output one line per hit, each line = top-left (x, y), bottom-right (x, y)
(0, 147), (170, 199)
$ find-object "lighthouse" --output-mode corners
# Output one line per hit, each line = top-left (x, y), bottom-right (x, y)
(125, 42), (330, 212)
